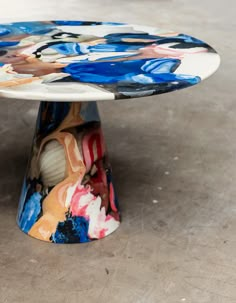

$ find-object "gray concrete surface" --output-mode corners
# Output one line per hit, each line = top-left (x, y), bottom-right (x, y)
(0, 0), (235, 302)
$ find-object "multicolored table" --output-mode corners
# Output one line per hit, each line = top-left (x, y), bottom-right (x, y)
(0, 21), (220, 243)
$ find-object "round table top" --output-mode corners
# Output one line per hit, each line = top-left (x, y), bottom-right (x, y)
(0, 21), (220, 102)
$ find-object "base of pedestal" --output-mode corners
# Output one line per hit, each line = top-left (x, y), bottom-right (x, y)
(17, 101), (120, 243)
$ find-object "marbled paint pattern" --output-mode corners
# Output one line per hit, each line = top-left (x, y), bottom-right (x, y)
(0, 21), (220, 101)
(17, 101), (120, 243)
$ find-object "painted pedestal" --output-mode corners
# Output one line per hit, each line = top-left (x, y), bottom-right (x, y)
(17, 101), (120, 243)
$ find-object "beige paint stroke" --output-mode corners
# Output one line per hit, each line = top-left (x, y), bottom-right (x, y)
(29, 103), (86, 241)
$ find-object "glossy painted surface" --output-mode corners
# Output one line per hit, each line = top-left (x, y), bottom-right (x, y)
(17, 101), (120, 243)
(0, 21), (220, 101)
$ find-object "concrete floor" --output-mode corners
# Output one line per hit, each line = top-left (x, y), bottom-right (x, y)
(0, 0), (235, 302)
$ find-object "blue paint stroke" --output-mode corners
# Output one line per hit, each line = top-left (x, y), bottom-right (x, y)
(63, 58), (200, 85)
(17, 177), (28, 223)
(48, 42), (140, 56)
(49, 42), (88, 56)
(0, 22), (55, 37)
(104, 33), (162, 43)
(0, 27), (11, 36)
(18, 192), (42, 233)
(88, 43), (141, 52)
(51, 216), (90, 243)
(0, 41), (19, 48)
(80, 101), (100, 122)
(53, 20), (125, 26)
(37, 102), (70, 136)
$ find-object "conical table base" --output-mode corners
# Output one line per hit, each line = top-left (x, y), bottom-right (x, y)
(17, 101), (120, 243)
